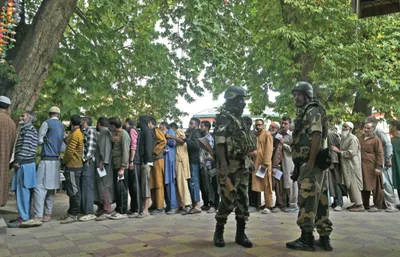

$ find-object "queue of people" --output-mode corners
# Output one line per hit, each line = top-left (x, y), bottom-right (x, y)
(1, 93), (400, 235)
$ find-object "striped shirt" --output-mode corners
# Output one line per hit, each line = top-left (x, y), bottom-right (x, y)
(129, 128), (138, 151)
(83, 126), (97, 162)
(14, 124), (38, 164)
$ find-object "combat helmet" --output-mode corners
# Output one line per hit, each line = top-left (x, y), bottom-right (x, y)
(292, 81), (313, 99)
(224, 86), (247, 100)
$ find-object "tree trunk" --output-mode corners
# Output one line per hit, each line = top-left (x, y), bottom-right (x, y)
(352, 90), (372, 117)
(294, 52), (313, 83)
(1, 0), (78, 111)
(279, 2), (313, 86)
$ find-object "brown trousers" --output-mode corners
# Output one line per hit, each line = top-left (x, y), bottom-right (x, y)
(150, 159), (165, 210)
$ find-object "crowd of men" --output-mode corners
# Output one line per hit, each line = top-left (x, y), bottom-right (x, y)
(0, 98), (223, 227)
(1, 88), (400, 249)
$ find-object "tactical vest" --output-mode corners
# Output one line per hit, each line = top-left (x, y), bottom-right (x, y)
(220, 111), (256, 160)
(292, 100), (328, 162)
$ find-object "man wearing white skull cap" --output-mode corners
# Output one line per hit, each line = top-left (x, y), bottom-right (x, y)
(331, 122), (364, 211)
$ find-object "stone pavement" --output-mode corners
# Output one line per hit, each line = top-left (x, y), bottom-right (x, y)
(1, 194), (400, 257)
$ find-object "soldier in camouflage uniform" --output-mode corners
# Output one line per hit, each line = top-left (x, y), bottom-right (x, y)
(286, 82), (333, 252)
(213, 86), (257, 248)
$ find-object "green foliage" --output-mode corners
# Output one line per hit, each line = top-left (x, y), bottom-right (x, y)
(0, 62), (18, 92)
(35, 0), (187, 122)
(10, 107), (24, 121)
(159, 0), (400, 123)
(23, 0), (400, 124)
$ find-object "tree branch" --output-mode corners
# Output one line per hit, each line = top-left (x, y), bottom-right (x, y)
(67, 24), (77, 35)
(114, 25), (127, 32)
(75, 7), (89, 24)
(20, 0), (26, 25)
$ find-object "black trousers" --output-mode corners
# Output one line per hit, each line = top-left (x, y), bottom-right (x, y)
(211, 175), (220, 209)
(65, 169), (82, 216)
(200, 166), (211, 206)
(333, 184), (345, 207)
(200, 166), (220, 208)
(248, 173), (259, 207)
(113, 169), (128, 214)
(128, 164), (143, 213)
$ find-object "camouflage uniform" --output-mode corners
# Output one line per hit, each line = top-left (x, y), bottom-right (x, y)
(213, 86), (255, 249)
(214, 108), (255, 224)
(292, 101), (332, 236)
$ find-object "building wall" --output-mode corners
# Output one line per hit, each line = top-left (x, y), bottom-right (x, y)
(198, 117), (216, 123)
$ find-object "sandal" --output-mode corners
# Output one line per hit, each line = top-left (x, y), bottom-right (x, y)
(109, 213), (128, 220)
(136, 212), (150, 218)
(33, 217), (44, 222)
(95, 213), (109, 221)
(20, 219), (43, 228)
(60, 215), (78, 224)
(79, 214), (97, 222)
(105, 210), (117, 218)
(43, 215), (52, 222)
(189, 208), (202, 214)
(262, 208), (271, 214)
(180, 206), (192, 215)
(128, 212), (139, 218)
(57, 214), (69, 221)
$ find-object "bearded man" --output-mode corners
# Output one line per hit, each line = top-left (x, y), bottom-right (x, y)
(359, 122), (384, 212)
(331, 122), (364, 212)
(252, 119), (274, 214)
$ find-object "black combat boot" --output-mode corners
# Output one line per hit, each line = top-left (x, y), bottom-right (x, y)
(235, 219), (253, 248)
(286, 231), (315, 251)
(316, 236), (333, 251)
(213, 223), (225, 247)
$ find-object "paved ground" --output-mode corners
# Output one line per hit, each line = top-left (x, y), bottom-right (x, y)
(1, 194), (400, 257)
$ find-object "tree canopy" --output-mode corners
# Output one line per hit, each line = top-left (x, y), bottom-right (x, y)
(159, 0), (399, 122)
(0, 0), (399, 124)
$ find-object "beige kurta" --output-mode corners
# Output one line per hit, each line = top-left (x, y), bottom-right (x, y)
(175, 129), (191, 207)
(252, 130), (273, 207)
(359, 135), (384, 192)
(0, 111), (16, 206)
(340, 133), (363, 203)
(281, 132), (295, 189)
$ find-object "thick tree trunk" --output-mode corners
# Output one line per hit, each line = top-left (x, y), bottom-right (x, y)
(294, 52), (313, 83)
(279, 2), (313, 87)
(1, 0), (78, 111)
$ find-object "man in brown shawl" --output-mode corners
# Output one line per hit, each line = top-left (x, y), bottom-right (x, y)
(148, 117), (167, 214)
(0, 96), (17, 207)
(252, 119), (274, 214)
(359, 122), (384, 212)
